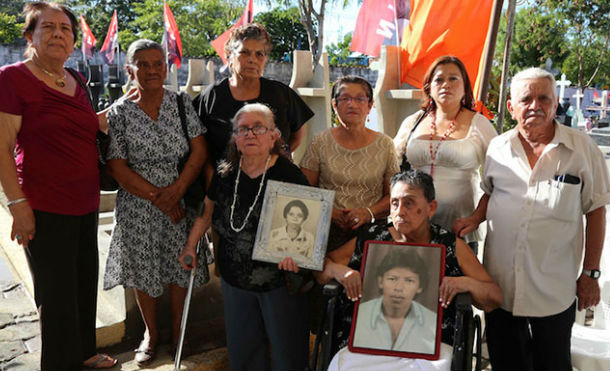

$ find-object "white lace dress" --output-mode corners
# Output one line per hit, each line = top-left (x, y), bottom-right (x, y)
(394, 112), (497, 242)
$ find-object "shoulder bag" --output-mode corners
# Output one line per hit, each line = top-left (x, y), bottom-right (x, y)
(400, 110), (428, 172)
(66, 68), (119, 191)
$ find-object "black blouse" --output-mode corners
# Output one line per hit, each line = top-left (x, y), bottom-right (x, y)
(208, 156), (310, 291)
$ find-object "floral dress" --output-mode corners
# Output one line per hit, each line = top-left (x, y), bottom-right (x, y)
(103, 91), (210, 297)
(331, 223), (463, 351)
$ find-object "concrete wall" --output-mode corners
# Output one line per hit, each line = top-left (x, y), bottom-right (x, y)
(0, 45), (378, 87)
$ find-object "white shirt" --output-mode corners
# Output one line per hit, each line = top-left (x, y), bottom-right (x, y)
(352, 297), (437, 354)
(482, 123), (610, 316)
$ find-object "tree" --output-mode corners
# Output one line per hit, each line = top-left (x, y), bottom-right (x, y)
(0, 12), (21, 44)
(254, 6), (308, 61)
(130, 0), (242, 57)
(534, 0), (610, 89)
(327, 32), (356, 66)
(67, 0), (140, 51)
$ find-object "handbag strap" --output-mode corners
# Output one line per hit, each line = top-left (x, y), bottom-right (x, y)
(176, 92), (191, 151)
(66, 67), (96, 112)
(400, 110), (428, 171)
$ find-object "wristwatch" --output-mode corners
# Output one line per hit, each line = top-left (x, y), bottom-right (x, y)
(582, 269), (601, 279)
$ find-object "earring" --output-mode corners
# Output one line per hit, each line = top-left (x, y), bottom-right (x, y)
(461, 96), (466, 106)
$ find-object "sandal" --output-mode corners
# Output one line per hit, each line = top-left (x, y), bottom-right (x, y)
(83, 353), (118, 369)
(134, 340), (156, 366)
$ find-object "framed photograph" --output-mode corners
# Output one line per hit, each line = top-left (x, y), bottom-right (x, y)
(252, 180), (334, 271)
(348, 241), (445, 360)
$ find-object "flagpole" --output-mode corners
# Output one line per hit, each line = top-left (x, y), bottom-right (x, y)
(496, 0), (517, 133)
(393, 0), (401, 89)
(477, 0), (504, 104)
(164, 2), (169, 76)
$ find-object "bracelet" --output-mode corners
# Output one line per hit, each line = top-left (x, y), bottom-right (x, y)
(7, 198), (27, 208)
(366, 207), (375, 223)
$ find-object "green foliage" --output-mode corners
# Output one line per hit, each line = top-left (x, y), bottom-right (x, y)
(327, 32), (361, 67)
(0, 12), (21, 44)
(254, 7), (308, 61)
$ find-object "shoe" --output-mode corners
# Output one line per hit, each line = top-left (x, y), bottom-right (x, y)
(83, 353), (118, 369)
(134, 340), (156, 367)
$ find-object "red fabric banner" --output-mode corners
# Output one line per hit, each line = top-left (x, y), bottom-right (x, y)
(79, 15), (96, 60)
(100, 10), (118, 64)
(350, 0), (397, 57)
(211, 0), (254, 64)
(163, 2), (183, 68)
(400, 0), (493, 98)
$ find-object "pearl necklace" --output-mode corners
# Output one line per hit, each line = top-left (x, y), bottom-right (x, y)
(428, 110), (459, 177)
(35, 62), (67, 88)
(230, 155), (272, 232)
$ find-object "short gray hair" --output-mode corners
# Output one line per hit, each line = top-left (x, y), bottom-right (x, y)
(125, 39), (164, 66)
(232, 103), (277, 131)
(510, 67), (557, 98)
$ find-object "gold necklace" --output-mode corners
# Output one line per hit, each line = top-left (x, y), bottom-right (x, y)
(35, 63), (67, 88)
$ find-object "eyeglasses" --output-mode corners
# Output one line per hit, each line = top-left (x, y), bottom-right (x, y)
(233, 125), (271, 137)
(335, 96), (370, 105)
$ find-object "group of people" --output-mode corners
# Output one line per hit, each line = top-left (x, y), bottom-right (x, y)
(0, 2), (607, 371)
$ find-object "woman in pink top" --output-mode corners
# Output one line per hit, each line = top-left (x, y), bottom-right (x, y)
(0, 2), (116, 370)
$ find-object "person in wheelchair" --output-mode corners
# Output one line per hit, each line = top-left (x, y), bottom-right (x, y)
(314, 169), (502, 357)
(352, 248), (436, 353)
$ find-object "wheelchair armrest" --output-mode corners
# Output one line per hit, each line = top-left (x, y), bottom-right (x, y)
(323, 279), (341, 297)
(455, 292), (474, 312)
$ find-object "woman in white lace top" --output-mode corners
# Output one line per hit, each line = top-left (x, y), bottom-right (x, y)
(393, 56), (496, 247)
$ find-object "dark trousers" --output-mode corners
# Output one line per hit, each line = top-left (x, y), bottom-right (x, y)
(221, 279), (309, 371)
(485, 301), (575, 371)
(26, 210), (99, 371)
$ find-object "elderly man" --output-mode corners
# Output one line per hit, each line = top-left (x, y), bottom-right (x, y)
(454, 67), (610, 370)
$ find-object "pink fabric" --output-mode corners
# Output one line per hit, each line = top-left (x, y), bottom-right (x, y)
(0, 62), (99, 215)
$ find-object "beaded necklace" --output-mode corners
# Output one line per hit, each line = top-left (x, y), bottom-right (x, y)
(229, 155), (272, 233)
(428, 110), (460, 177)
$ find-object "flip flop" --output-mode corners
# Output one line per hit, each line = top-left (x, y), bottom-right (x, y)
(134, 340), (156, 366)
(83, 353), (118, 369)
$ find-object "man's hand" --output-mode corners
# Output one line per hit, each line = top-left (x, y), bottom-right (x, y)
(577, 274), (601, 310)
(453, 216), (480, 238)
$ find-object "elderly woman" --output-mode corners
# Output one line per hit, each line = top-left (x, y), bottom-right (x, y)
(0, 2), (116, 369)
(315, 169), (502, 356)
(268, 200), (314, 257)
(194, 23), (313, 177)
(301, 75), (399, 249)
(102, 39), (209, 366)
(394, 56), (496, 251)
(180, 103), (310, 371)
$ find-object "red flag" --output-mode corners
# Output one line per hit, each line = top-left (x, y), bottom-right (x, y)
(163, 1), (182, 68)
(211, 0), (254, 64)
(400, 0), (493, 98)
(350, 0), (397, 57)
(79, 15), (96, 60)
(100, 10), (118, 64)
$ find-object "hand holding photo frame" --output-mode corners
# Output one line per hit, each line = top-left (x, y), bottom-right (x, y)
(348, 241), (445, 360)
(252, 180), (334, 271)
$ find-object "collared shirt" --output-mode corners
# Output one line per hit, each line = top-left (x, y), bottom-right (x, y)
(268, 226), (314, 258)
(352, 297), (437, 354)
(482, 122), (610, 316)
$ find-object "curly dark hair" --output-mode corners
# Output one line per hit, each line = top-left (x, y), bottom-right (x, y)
(283, 200), (309, 220)
(390, 169), (435, 202)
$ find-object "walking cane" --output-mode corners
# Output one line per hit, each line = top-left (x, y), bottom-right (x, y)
(174, 235), (206, 370)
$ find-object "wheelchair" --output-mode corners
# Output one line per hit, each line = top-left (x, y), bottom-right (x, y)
(311, 281), (482, 371)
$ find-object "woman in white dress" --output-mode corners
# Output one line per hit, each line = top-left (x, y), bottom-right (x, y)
(393, 56), (496, 250)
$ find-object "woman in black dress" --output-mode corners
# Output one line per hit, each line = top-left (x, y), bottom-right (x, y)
(180, 103), (310, 370)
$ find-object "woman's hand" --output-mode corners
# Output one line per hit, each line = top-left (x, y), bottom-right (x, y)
(9, 202), (35, 247)
(332, 208), (350, 230)
(167, 204), (185, 224)
(344, 208), (371, 230)
(154, 183), (185, 213)
(278, 257), (299, 272)
(452, 216), (480, 238)
(337, 266), (361, 301)
(439, 276), (471, 308)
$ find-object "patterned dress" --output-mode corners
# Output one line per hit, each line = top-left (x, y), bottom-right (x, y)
(332, 223), (463, 351)
(103, 91), (210, 297)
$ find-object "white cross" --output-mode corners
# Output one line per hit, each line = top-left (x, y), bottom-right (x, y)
(557, 73), (571, 101)
(573, 89), (584, 110)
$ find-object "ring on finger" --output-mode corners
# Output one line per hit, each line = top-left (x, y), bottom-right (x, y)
(15, 234), (20, 240)
(353, 217), (360, 223)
